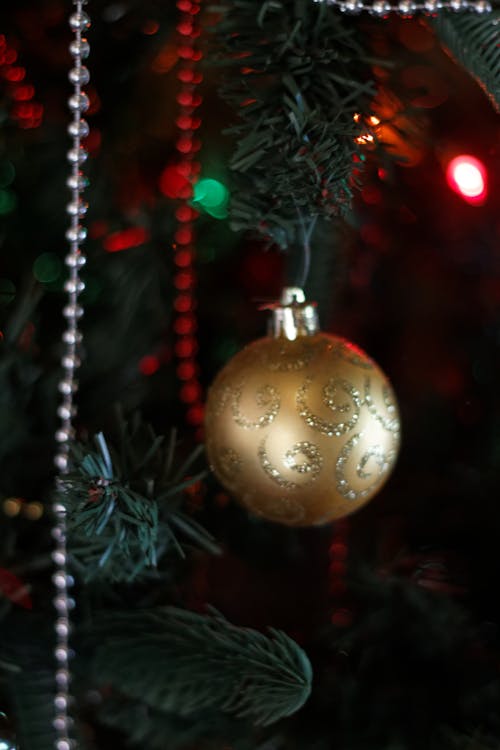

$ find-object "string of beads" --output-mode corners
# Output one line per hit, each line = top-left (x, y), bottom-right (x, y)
(52, 0), (91, 747)
(313, 0), (492, 15)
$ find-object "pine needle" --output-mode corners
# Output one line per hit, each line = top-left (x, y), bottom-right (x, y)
(92, 607), (313, 727)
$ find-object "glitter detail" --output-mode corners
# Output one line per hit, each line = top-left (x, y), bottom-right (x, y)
(258, 438), (322, 489)
(212, 382), (280, 428)
(363, 378), (400, 433)
(332, 341), (374, 370)
(232, 384), (280, 429)
(335, 434), (391, 500)
(297, 377), (361, 437)
(357, 445), (389, 480)
(261, 341), (315, 372)
(213, 383), (232, 417)
(283, 441), (323, 478)
(218, 447), (242, 483)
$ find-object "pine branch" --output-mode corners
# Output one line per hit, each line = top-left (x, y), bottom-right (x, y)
(433, 10), (500, 112)
(97, 696), (256, 750)
(210, 0), (376, 248)
(62, 414), (220, 582)
(92, 607), (313, 726)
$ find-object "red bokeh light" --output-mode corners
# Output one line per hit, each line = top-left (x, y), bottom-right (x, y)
(180, 381), (202, 403)
(446, 155), (487, 206)
(139, 355), (160, 376)
(104, 226), (149, 252)
(159, 165), (191, 200)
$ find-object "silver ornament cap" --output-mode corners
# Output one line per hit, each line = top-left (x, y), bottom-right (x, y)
(265, 287), (319, 341)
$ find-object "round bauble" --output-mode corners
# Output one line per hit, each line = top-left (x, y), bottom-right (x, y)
(205, 289), (400, 527)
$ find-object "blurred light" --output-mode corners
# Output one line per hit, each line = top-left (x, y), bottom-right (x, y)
(186, 404), (204, 426)
(4, 50), (17, 64)
(174, 315), (196, 335)
(139, 355), (160, 376)
(152, 44), (178, 74)
(355, 133), (374, 145)
(3, 498), (22, 517)
(180, 381), (202, 404)
(177, 361), (197, 380)
(23, 502), (43, 520)
(0, 568), (32, 609)
(33, 253), (62, 283)
(0, 189), (16, 214)
(353, 112), (361, 123)
(193, 178), (228, 208)
(0, 741), (13, 750)
(102, 3), (127, 22)
(174, 293), (193, 312)
(175, 337), (198, 358)
(174, 271), (194, 290)
(193, 177), (229, 218)
(4, 66), (25, 82)
(446, 155), (487, 205)
(175, 249), (193, 268)
(176, 205), (195, 222)
(104, 227), (149, 252)
(142, 19), (159, 35)
(175, 227), (193, 245)
(0, 279), (16, 305)
(159, 165), (191, 199)
(12, 84), (34, 101)
(368, 115), (380, 126)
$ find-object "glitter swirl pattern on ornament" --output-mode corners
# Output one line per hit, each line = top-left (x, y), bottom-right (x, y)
(205, 333), (401, 527)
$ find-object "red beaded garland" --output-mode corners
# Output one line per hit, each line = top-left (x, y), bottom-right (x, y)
(173, 0), (204, 433)
(0, 34), (43, 129)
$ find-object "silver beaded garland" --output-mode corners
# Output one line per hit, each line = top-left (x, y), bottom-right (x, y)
(313, 0), (491, 14)
(53, 1), (91, 748)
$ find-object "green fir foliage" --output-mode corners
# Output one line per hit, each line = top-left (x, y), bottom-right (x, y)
(92, 607), (313, 727)
(63, 415), (220, 582)
(433, 9), (500, 113)
(212, 0), (375, 248)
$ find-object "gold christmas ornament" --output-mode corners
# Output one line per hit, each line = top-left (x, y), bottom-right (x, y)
(205, 288), (400, 527)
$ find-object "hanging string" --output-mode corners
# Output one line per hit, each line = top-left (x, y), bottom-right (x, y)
(52, 1), (91, 747)
(295, 208), (317, 290)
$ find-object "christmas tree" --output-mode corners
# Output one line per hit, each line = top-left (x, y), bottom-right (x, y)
(0, 0), (500, 748)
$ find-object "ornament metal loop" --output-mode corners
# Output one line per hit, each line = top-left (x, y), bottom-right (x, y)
(265, 287), (319, 341)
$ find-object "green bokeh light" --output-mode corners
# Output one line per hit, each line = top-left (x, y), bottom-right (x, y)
(205, 203), (229, 219)
(193, 177), (229, 219)
(193, 178), (228, 208)
(0, 161), (15, 188)
(0, 278), (16, 306)
(0, 189), (17, 214)
(33, 253), (63, 284)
